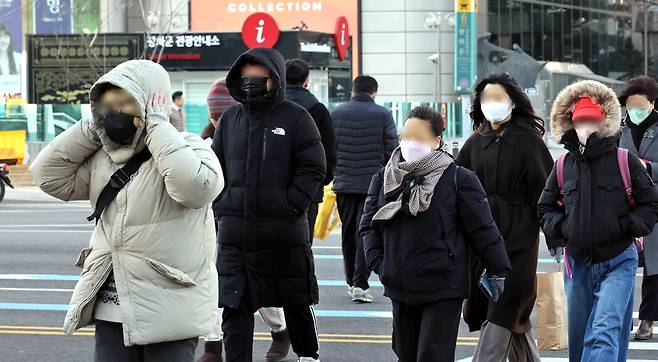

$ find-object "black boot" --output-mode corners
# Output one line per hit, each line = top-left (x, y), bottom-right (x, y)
(197, 340), (223, 362)
(635, 320), (654, 341)
(265, 329), (291, 361)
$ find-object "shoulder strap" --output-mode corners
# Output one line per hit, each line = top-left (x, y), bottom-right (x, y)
(87, 148), (152, 223)
(556, 153), (567, 191)
(617, 148), (635, 207)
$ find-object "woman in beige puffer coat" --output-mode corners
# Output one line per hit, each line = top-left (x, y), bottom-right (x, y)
(30, 60), (223, 362)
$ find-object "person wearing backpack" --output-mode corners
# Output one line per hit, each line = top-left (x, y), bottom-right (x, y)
(360, 106), (511, 362)
(538, 79), (658, 362)
(619, 75), (658, 341)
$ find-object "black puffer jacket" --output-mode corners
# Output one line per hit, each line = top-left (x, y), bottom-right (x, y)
(332, 94), (399, 194)
(212, 48), (326, 310)
(287, 84), (336, 202)
(539, 80), (658, 265)
(360, 163), (511, 305)
(538, 133), (658, 264)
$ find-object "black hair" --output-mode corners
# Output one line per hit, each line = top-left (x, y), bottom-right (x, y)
(92, 83), (121, 101)
(285, 58), (309, 86)
(470, 73), (545, 135)
(406, 106), (444, 136)
(353, 75), (378, 94)
(0, 23), (17, 75)
(172, 91), (183, 102)
(619, 75), (658, 105)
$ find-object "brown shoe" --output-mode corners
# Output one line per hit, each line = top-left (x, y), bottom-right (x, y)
(265, 329), (291, 361)
(635, 320), (654, 341)
(197, 340), (223, 362)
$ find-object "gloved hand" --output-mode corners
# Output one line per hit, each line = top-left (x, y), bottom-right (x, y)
(145, 91), (171, 129)
(549, 246), (564, 263)
(490, 275), (506, 302)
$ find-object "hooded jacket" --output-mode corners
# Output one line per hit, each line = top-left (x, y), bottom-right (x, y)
(287, 84), (336, 201)
(30, 60), (224, 345)
(212, 48), (326, 309)
(538, 80), (658, 265)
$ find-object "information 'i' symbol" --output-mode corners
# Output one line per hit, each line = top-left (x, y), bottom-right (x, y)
(256, 19), (266, 43)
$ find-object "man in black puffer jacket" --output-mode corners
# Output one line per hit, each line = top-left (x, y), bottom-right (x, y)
(286, 58), (336, 243)
(332, 75), (399, 303)
(212, 47), (326, 362)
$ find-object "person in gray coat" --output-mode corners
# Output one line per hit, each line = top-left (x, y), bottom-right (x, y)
(619, 75), (658, 340)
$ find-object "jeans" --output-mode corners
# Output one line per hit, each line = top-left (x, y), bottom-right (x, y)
(564, 244), (638, 362)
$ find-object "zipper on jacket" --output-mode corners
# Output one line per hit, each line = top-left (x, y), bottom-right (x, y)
(262, 127), (269, 160)
(68, 261), (113, 333)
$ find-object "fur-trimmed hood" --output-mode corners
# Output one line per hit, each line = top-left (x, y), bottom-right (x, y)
(550, 80), (621, 143)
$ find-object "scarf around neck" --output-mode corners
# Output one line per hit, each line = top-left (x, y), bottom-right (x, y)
(372, 147), (454, 221)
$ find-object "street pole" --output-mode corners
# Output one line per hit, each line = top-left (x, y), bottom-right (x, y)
(437, 20), (442, 104)
(646, 4), (649, 76)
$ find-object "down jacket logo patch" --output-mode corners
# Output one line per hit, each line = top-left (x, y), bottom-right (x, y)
(272, 127), (286, 136)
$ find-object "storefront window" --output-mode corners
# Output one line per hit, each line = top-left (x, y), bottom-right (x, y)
(487, 0), (640, 80)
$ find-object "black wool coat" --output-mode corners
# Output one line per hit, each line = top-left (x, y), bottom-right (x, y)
(457, 119), (554, 334)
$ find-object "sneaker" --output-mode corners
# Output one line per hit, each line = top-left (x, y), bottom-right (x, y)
(298, 358), (320, 362)
(346, 285), (354, 297)
(351, 287), (374, 303)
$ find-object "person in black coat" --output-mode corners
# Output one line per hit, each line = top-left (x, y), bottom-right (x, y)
(457, 74), (553, 361)
(539, 80), (658, 362)
(285, 58), (337, 243)
(360, 106), (511, 362)
(212, 47), (326, 362)
(332, 75), (399, 303)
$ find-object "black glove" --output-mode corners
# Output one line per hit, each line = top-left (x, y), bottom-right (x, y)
(490, 275), (506, 302)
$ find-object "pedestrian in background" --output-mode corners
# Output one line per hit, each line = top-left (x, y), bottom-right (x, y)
(170, 90), (186, 131)
(197, 77), (291, 362)
(619, 75), (658, 341)
(30, 60), (223, 362)
(332, 75), (398, 303)
(286, 58), (336, 243)
(457, 73), (552, 362)
(539, 80), (658, 362)
(212, 47), (326, 362)
(360, 106), (511, 362)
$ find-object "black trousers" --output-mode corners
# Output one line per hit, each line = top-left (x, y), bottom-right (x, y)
(222, 289), (319, 362)
(336, 193), (371, 290)
(640, 268), (658, 321)
(94, 321), (198, 362)
(308, 201), (319, 245)
(391, 298), (463, 362)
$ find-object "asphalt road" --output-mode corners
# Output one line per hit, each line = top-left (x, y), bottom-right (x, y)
(1, 187), (657, 361)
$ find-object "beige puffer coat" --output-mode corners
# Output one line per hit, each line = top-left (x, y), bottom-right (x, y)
(30, 60), (223, 346)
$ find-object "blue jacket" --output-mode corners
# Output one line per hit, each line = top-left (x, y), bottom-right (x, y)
(331, 94), (398, 194)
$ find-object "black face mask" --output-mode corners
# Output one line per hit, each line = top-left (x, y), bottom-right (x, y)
(103, 111), (137, 145)
(241, 76), (270, 100)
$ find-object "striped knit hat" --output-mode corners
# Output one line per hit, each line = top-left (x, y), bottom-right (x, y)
(207, 77), (239, 120)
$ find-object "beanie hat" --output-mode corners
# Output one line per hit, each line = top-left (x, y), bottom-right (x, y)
(572, 97), (605, 123)
(207, 78), (239, 120)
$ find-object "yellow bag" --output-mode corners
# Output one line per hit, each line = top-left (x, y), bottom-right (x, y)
(314, 183), (340, 240)
(0, 130), (26, 165)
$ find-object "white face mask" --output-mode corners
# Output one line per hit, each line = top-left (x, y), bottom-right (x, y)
(400, 139), (433, 163)
(574, 123), (599, 145)
(481, 101), (513, 124)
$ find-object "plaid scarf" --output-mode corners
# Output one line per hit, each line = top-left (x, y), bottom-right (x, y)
(372, 147), (454, 221)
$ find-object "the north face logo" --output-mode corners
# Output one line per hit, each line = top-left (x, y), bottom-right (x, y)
(272, 127), (286, 136)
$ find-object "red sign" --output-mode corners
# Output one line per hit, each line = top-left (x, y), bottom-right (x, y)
(334, 16), (349, 61)
(241, 12), (280, 49)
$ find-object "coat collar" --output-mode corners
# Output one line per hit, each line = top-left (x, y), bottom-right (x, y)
(478, 120), (521, 148)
